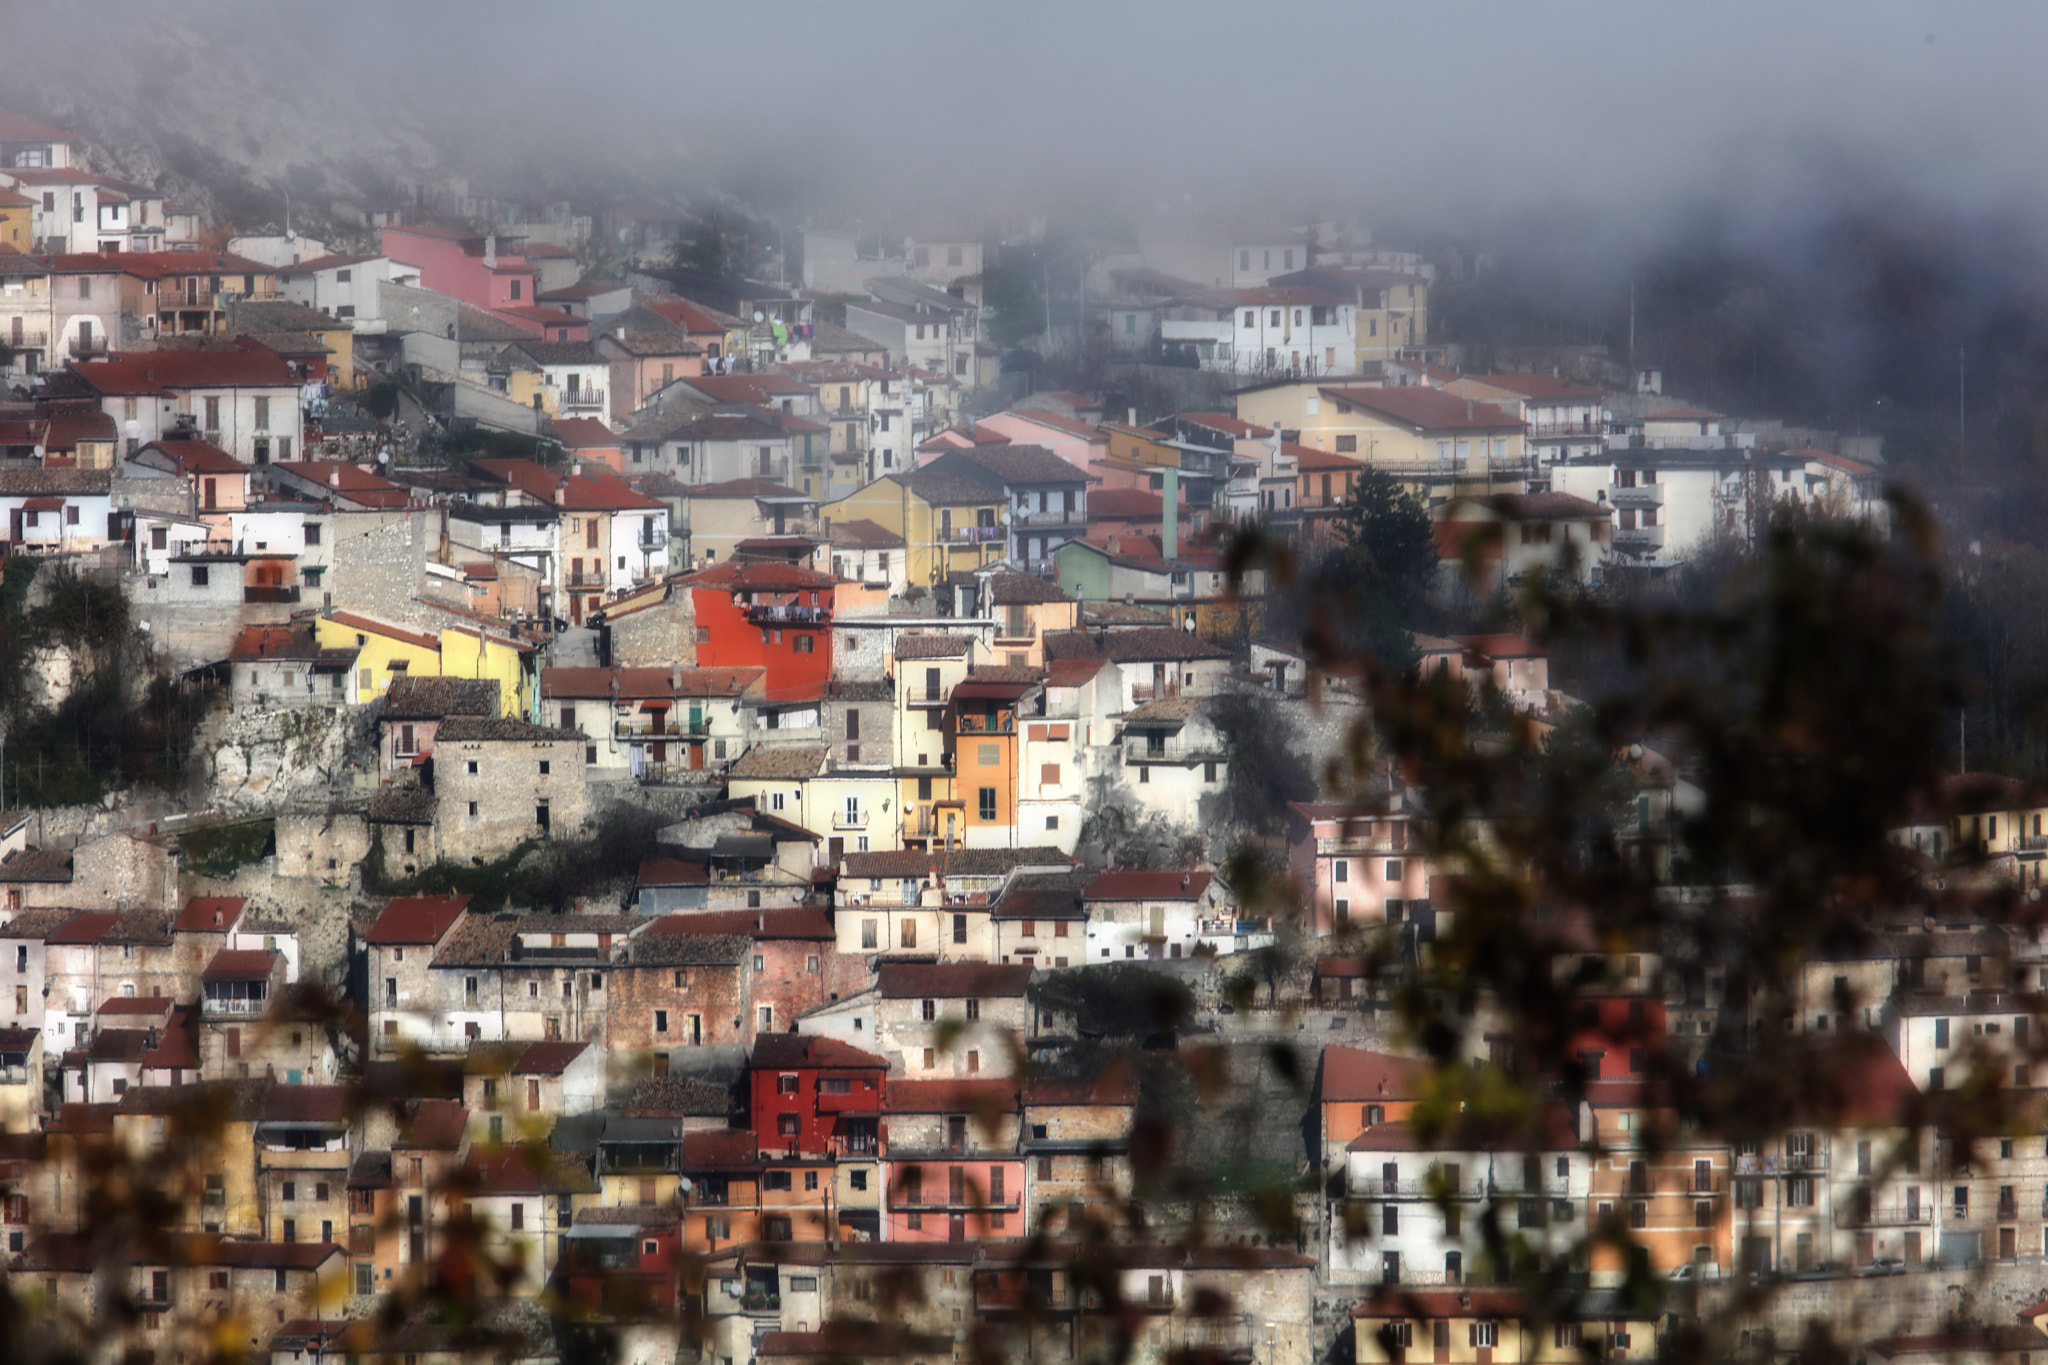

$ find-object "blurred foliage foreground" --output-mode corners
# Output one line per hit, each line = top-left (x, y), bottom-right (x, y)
(0, 493), (2011, 1365)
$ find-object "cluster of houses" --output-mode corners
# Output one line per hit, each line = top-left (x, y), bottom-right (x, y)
(0, 108), (1994, 1365)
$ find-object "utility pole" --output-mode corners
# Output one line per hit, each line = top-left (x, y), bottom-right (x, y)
(1959, 346), (1967, 457)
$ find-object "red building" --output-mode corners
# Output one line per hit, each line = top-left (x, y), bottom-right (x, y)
(1548, 993), (1667, 1087)
(683, 562), (839, 708)
(748, 1034), (887, 1160)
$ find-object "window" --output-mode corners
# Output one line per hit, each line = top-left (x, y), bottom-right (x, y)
(190, 565), (209, 587)
(979, 788), (997, 820)
(1472, 1324), (1498, 1349)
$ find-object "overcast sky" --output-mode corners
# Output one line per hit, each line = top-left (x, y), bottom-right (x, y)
(17, 0), (2048, 236)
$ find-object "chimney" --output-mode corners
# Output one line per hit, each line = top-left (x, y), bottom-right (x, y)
(484, 233), (497, 269)
(670, 664), (682, 691)
(327, 465), (341, 489)
(1161, 467), (1179, 561)
(1127, 406), (1137, 426)
(553, 482), (566, 506)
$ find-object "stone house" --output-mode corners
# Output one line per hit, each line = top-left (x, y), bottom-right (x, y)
(424, 715), (591, 862)
(1081, 869), (1223, 964)
(425, 915), (648, 1055)
(1022, 1073), (1137, 1237)
(669, 908), (837, 1038)
(375, 675), (500, 779)
(462, 1040), (606, 1146)
(346, 1096), (468, 1295)
(251, 1083), (353, 1246)
(800, 962), (1031, 1079)
(224, 620), (359, 708)
(363, 893), (473, 1056)
(880, 1077), (1024, 1243)
(606, 928), (753, 1057)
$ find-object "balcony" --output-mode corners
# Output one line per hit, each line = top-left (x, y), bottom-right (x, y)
(1613, 525), (1665, 551)
(68, 335), (110, 356)
(203, 994), (267, 1015)
(994, 619), (1038, 643)
(949, 525), (1004, 544)
(1609, 483), (1665, 508)
(1124, 737), (1224, 766)
(566, 572), (607, 589)
(1131, 680), (1181, 701)
(1528, 419), (1606, 438)
(907, 690), (949, 709)
(243, 585), (301, 604)
(3, 331), (47, 351)
(1012, 508), (1086, 528)
(750, 458), (790, 484)
(743, 602), (831, 625)
(1836, 1202), (1932, 1227)
(833, 809), (869, 831)
(955, 711), (1016, 735)
(2019, 835), (2048, 852)
(559, 388), (607, 411)
(615, 717), (711, 740)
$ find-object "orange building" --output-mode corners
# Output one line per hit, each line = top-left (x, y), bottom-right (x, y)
(1317, 1046), (1439, 1168)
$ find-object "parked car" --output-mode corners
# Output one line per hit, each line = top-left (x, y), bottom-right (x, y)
(1858, 1257), (1906, 1277)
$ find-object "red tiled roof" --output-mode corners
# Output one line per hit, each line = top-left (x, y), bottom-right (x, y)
(398, 1098), (469, 1150)
(882, 1078), (1021, 1114)
(1319, 1046), (1436, 1102)
(327, 610), (441, 653)
(1287, 441), (1361, 471)
(1454, 633), (1544, 660)
(680, 1128), (760, 1168)
(657, 908), (834, 940)
(1084, 870), (1212, 902)
(143, 439), (244, 475)
(364, 893), (471, 946)
(272, 461), (410, 509)
(680, 561), (839, 591)
(1088, 488), (1164, 519)
(70, 350), (296, 395)
(202, 949), (276, 981)
(46, 912), (119, 945)
(1178, 412), (1271, 438)
(511, 1040), (588, 1075)
(1460, 373), (1606, 401)
(97, 996), (176, 1016)
(638, 857), (709, 888)
(549, 417), (619, 448)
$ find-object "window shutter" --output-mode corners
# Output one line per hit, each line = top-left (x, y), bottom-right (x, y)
(1469, 1325), (1478, 1347)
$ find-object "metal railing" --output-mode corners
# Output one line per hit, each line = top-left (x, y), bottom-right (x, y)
(1124, 737), (1224, 765)
(243, 585), (300, 604)
(1609, 484), (1665, 507)
(203, 994), (267, 1015)
(615, 718), (711, 739)
(1131, 681), (1181, 701)
(833, 810), (868, 830)
(949, 525), (1003, 543)
(1012, 508), (1086, 528)
(956, 712), (1016, 735)
(1528, 420), (1606, 438)
(744, 602), (830, 624)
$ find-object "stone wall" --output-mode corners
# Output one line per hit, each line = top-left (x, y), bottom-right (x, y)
(608, 592), (698, 668)
(326, 510), (438, 627)
(202, 701), (376, 814)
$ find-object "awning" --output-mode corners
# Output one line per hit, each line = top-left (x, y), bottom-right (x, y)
(952, 681), (1034, 701)
(20, 498), (63, 511)
(567, 1223), (639, 1240)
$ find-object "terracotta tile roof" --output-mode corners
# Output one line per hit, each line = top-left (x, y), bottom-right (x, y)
(1025, 1074), (1138, 1107)
(681, 560), (838, 591)
(0, 907), (82, 939)
(1084, 870), (1211, 901)
(1088, 488), (1165, 519)
(894, 632), (971, 659)
(984, 571), (1068, 605)
(228, 622), (357, 666)
(71, 350), (296, 395)
(883, 1078), (1021, 1114)
(364, 894), (471, 946)
(637, 857), (709, 888)
(625, 1074), (734, 1117)
(1318, 1045), (1436, 1102)
(680, 1128), (760, 1168)
(930, 444), (1092, 487)
(893, 470), (1002, 506)
(620, 930), (750, 968)
(547, 416), (619, 448)
(877, 962), (1031, 999)
(1042, 626), (1229, 663)
(465, 1145), (597, 1195)
(1459, 373), (1605, 402)
(1288, 442), (1362, 471)
(327, 610), (441, 653)
(843, 846), (1072, 880)
(436, 715), (578, 743)
(1123, 697), (1202, 725)
(398, 1098), (469, 1150)
(202, 949), (277, 980)
(653, 908), (834, 939)
(688, 477), (811, 500)
(138, 438), (244, 475)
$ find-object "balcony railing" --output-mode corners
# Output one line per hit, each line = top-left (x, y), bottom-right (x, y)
(994, 619), (1038, 642)
(833, 810), (869, 831)
(203, 994), (267, 1015)
(744, 602), (831, 624)
(1528, 419), (1606, 438)
(69, 336), (110, 355)
(956, 711), (1016, 735)
(243, 585), (301, 604)
(566, 572), (606, 588)
(615, 718), (711, 739)
(1012, 508), (1086, 528)
(949, 525), (1004, 543)
(1124, 737), (1224, 766)
(560, 388), (606, 410)
(1609, 484), (1665, 508)
(1130, 681), (1181, 701)
(1613, 525), (1665, 550)
(3, 331), (47, 350)
(1836, 1202), (1932, 1227)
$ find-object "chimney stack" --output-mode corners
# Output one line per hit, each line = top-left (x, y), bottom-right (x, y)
(1127, 406), (1137, 426)
(327, 465), (341, 489)
(484, 234), (497, 269)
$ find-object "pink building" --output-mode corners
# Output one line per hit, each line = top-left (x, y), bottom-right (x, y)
(975, 408), (1107, 470)
(1285, 801), (1432, 935)
(377, 226), (586, 340)
(880, 1078), (1023, 1243)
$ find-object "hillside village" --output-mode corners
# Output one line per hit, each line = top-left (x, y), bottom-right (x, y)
(0, 106), (2032, 1365)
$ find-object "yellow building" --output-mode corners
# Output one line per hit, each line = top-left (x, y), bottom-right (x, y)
(891, 632), (975, 849)
(1234, 382), (1527, 500)
(819, 471), (1005, 595)
(0, 190), (29, 251)
(320, 611), (443, 706)
(1354, 1288), (1656, 1365)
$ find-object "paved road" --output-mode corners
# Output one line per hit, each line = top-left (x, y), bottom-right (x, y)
(549, 625), (602, 668)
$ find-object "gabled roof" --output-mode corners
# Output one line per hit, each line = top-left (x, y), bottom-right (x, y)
(928, 444), (1092, 487)
(984, 571), (1069, 605)
(547, 416), (619, 448)
(728, 745), (829, 780)
(882, 1078), (1021, 1115)
(364, 894), (471, 946)
(894, 633), (971, 660)
(135, 439), (244, 476)
(828, 518), (905, 550)
(1319, 1045), (1436, 1102)
(271, 461), (410, 509)
(202, 949), (278, 981)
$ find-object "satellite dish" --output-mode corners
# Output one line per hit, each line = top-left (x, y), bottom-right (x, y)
(285, 228), (296, 242)
(753, 311), (765, 323)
